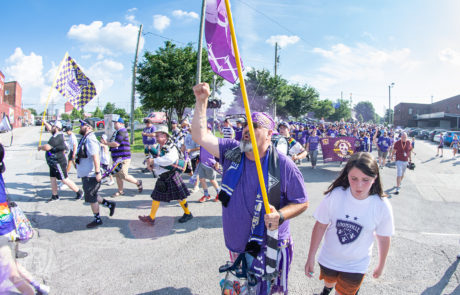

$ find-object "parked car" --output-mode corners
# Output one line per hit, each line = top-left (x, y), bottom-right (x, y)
(416, 130), (430, 140)
(96, 119), (104, 129)
(147, 112), (167, 124)
(443, 131), (460, 146)
(429, 129), (447, 141)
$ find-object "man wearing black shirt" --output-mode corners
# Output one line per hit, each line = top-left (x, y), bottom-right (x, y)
(38, 120), (83, 202)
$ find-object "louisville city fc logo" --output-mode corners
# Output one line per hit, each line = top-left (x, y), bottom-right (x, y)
(336, 218), (362, 245)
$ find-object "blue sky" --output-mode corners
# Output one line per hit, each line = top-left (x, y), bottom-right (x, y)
(1, 0), (460, 117)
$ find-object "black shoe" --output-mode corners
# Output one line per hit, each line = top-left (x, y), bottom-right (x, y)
(86, 219), (102, 228)
(178, 213), (193, 223)
(108, 202), (116, 217)
(75, 190), (83, 200)
(46, 195), (59, 203)
(137, 180), (143, 193)
(15, 250), (28, 259)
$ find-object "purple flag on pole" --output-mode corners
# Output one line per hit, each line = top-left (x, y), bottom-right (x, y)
(320, 137), (359, 163)
(205, 0), (243, 84)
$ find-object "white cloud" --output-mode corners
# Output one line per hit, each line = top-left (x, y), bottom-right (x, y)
(67, 21), (144, 56)
(5, 48), (45, 88)
(266, 35), (300, 48)
(172, 10), (199, 20)
(125, 8), (138, 24)
(153, 15), (170, 32)
(439, 48), (460, 66)
(86, 59), (124, 98)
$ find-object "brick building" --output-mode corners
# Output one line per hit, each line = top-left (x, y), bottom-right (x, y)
(394, 94), (460, 129)
(0, 70), (32, 128)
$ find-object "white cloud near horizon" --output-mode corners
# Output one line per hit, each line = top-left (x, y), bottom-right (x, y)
(439, 48), (460, 66)
(153, 15), (170, 32)
(172, 10), (199, 20)
(266, 35), (300, 48)
(67, 21), (144, 56)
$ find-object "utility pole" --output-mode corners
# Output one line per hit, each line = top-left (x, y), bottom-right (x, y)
(212, 75), (217, 134)
(273, 42), (278, 120)
(196, 0), (207, 84)
(130, 24), (143, 144)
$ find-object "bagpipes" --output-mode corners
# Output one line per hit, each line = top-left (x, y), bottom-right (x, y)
(101, 158), (123, 179)
(144, 146), (187, 174)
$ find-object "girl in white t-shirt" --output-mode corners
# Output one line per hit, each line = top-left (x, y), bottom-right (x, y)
(305, 152), (394, 295)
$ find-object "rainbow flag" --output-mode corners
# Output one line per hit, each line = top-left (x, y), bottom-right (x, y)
(0, 174), (14, 235)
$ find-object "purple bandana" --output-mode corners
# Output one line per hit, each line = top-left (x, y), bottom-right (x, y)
(252, 112), (275, 131)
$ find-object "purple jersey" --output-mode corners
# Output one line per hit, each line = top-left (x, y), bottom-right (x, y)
(218, 139), (308, 252)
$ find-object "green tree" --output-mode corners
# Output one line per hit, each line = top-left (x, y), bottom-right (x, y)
(329, 99), (351, 121)
(358, 114), (364, 122)
(354, 101), (376, 123)
(114, 108), (129, 120)
(60, 113), (71, 121)
(27, 108), (37, 116)
(280, 84), (319, 119)
(134, 106), (145, 122)
(103, 102), (116, 114)
(313, 99), (335, 120)
(384, 109), (394, 125)
(136, 41), (222, 124)
(93, 107), (104, 119)
(70, 108), (83, 120)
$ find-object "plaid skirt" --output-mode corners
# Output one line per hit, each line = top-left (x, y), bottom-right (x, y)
(151, 171), (190, 202)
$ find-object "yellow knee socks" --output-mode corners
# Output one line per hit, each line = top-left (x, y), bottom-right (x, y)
(179, 199), (191, 214)
(149, 200), (160, 220)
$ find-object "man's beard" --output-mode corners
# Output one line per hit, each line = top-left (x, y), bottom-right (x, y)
(51, 129), (57, 135)
(79, 129), (86, 136)
(239, 139), (253, 153)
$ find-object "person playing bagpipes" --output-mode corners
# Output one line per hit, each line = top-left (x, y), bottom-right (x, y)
(192, 83), (309, 294)
(138, 125), (193, 226)
(276, 122), (308, 164)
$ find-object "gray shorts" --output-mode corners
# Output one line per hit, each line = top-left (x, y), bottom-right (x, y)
(197, 163), (216, 180)
(378, 150), (388, 158)
(82, 177), (101, 203)
(396, 160), (408, 177)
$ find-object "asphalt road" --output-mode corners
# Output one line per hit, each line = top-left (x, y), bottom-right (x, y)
(2, 127), (460, 295)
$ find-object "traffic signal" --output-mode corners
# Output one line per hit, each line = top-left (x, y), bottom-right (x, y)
(207, 99), (222, 109)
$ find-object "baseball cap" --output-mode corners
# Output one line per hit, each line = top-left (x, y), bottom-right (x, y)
(112, 117), (124, 124)
(79, 119), (92, 127)
(171, 119), (178, 124)
(278, 121), (290, 129)
(51, 120), (62, 129)
(156, 125), (169, 136)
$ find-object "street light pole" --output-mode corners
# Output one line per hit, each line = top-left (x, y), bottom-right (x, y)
(388, 82), (395, 125)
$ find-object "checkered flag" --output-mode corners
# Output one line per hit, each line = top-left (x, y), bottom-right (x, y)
(54, 54), (97, 110)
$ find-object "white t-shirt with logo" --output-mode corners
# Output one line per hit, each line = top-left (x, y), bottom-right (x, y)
(314, 186), (394, 273)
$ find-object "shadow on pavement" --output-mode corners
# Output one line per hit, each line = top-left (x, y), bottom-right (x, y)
(300, 167), (338, 183)
(137, 287), (195, 295)
(421, 157), (437, 164)
(25, 211), (222, 240)
(421, 258), (459, 295)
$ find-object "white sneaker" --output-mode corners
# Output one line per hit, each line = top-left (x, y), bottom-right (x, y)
(36, 284), (50, 295)
(107, 180), (115, 186)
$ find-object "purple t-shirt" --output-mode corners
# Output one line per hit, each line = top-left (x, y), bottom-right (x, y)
(377, 136), (391, 152)
(233, 126), (243, 141)
(218, 138), (308, 253)
(200, 146), (216, 167)
(307, 136), (320, 151)
(142, 126), (156, 145)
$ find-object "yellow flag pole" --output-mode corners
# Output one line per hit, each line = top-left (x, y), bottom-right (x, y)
(224, 0), (271, 215)
(38, 52), (68, 146)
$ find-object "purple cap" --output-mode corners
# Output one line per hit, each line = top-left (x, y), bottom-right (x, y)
(79, 119), (91, 127)
(252, 112), (275, 130)
(207, 123), (213, 130)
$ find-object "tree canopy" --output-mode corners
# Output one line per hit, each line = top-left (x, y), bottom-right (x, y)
(354, 101), (376, 123)
(136, 41), (222, 124)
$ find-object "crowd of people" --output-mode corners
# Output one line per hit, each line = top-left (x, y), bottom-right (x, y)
(5, 82), (434, 294)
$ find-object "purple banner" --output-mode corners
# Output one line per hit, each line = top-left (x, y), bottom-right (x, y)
(320, 137), (359, 163)
(205, 0), (243, 84)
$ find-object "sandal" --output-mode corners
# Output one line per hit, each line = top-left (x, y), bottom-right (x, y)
(137, 180), (143, 193)
(111, 191), (125, 198)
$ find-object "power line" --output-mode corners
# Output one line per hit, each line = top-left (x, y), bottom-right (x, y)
(143, 31), (190, 46)
(234, 0), (314, 48)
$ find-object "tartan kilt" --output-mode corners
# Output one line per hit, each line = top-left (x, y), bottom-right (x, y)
(151, 171), (190, 202)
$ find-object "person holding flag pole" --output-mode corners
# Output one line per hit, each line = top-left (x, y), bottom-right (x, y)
(192, 0), (309, 293)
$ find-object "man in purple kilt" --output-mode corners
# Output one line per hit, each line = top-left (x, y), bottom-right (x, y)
(138, 125), (192, 225)
(192, 83), (309, 294)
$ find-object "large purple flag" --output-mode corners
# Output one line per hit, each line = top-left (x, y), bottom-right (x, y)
(320, 137), (359, 163)
(205, 0), (243, 84)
